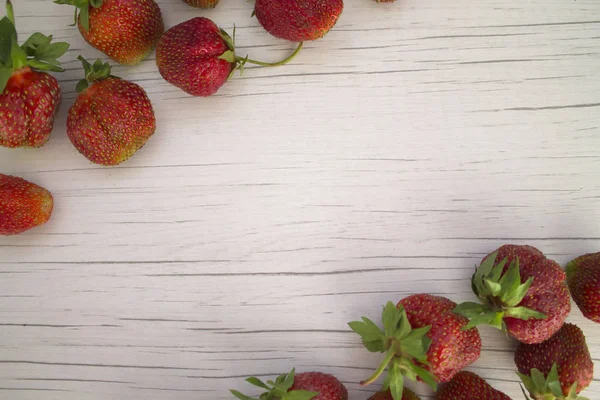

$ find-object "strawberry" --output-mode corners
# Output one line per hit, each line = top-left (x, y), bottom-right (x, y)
(349, 295), (482, 400)
(454, 245), (570, 344)
(54, 0), (164, 65)
(231, 368), (347, 400)
(156, 18), (230, 97)
(254, 0), (344, 42)
(566, 252), (600, 323)
(182, 0), (219, 8)
(0, 0), (69, 148)
(369, 388), (420, 400)
(515, 323), (593, 400)
(67, 56), (155, 166)
(156, 17), (302, 97)
(436, 371), (511, 400)
(0, 174), (53, 235)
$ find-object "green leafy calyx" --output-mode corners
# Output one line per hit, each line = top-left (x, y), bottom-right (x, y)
(348, 301), (437, 400)
(230, 368), (318, 400)
(217, 27), (245, 80)
(518, 364), (589, 400)
(54, 0), (103, 32)
(0, 0), (69, 92)
(75, 55), (115, 93)
(453, 252), (546, 331)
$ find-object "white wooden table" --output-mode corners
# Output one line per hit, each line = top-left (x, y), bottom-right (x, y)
(1, 0), (600, 399)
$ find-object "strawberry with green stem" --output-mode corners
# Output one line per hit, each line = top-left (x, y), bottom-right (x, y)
(54, 0), (164, 65)
(156, 17), (303, 97)
(454, 245), (570, 344)
(67, 56), (156, 166)
(0, 0), (69, 148)
(515, 323), (593, 400)
(231, 368), (347, 400)
(349, 296), (481, 400)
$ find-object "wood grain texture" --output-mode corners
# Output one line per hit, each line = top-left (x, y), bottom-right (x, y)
(1, 0), (600, 399)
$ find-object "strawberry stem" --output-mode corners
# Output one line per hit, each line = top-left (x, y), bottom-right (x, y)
(360, 349), (395, 386)
(239, 42), (303, 67)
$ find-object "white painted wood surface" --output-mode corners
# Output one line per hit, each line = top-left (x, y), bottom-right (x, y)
(1, 0), (600, 399)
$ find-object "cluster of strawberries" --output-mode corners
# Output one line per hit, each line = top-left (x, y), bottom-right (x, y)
(0, 0), (344, 164)
(230, 245), (598, 400)
(0, 0), (346, 234)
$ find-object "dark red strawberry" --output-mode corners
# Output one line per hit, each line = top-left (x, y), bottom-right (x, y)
(436, 371), (511, 400)
(515, 323), (593, 399)
(566, 252), (600, 323)
(0, 174), (53, 235)
(254, 0), (344, 42)
(349, 295), (481, 400)
(369, 388), (421, 400)
(55, 0), (164, 65)
(454, 245), (570, 344)
(67, 56), (155, 166)
(231, 368), (347, 400)
(0, 0), (69, 148)
(182, 0), (219, 8)
(155, 17), (230, 97)
(156, 17), (302, 97)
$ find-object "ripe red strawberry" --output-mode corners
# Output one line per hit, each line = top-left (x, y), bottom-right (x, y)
(156, 18), (231, 97)
(369, 388), (420, 400)
(67, 56), (155, 166)
(566, 252), (600, 323)
(182, 0), (219, 8)
(254, 0), (344, 42)
(231, 368), (347, 400)
(55, 0), (164, 65)
(515, 323), (593, 400)
(454, 244), (570, 344)
(436, 371), (511, 400)
(349, 295), (481, 400)
(0, 0), (69, 148)
(156, 17), (302, 97)
(1, 174), (53, 235)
